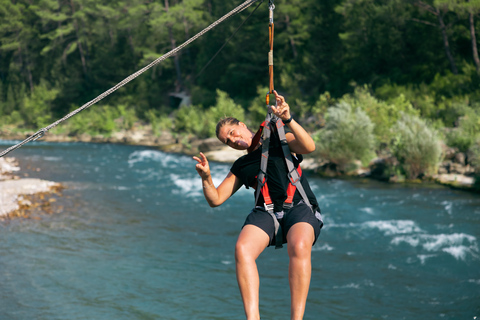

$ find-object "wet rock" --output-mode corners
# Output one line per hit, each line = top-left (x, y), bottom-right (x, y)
(454, 152), (466, 165)
(449, 162), (466, 174)
(443, 145), (458, 161)
(204, 147), (246, 163)
(0, 178), (60, 216)
(433, 174), (474, 188)
(199, 138), (224, 152)
(369, 156), (399, 181)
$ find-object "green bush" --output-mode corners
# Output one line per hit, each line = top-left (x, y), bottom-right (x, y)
(174, 104), (209, 137)
(392, 114), (443, 180)
(444, 106), (480, 152)
(341, 85), (419, 144)
(62, 104), (137, 136)
(314, 102), (376, 171)
(469, 139), (480, 169)
(205, 89), (245, 137)
(145, 109), (173, 136)
(15, 82), (57, 128)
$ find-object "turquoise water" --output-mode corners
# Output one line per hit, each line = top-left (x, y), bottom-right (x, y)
(0, 141), (479, 320)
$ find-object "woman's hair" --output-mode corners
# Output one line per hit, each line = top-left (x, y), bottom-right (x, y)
(215, 117), (240, 140)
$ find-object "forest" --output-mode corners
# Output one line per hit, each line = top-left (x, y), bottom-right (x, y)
(0, 0), (479, 186)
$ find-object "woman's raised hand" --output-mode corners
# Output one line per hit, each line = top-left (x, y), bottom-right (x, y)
(193, 152), (211, 179)
(271, 90), (291, 122)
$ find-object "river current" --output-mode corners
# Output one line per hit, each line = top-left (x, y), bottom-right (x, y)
(0, 141), (479, 319)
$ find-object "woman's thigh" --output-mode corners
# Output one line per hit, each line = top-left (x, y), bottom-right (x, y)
(236, 224), (270, 260)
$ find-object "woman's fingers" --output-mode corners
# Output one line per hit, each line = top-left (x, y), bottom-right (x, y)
(273, 90), (285, 104)
(193, 152), (208, 165)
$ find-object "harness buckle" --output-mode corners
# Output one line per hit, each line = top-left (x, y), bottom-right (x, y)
(264, 203), (274, 213)
(283, 202), (293, 210)
(288, 168), (301, 184)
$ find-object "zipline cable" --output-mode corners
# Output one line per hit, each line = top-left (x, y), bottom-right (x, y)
(196, 0), (264, 79)
(0, 0), (261, 158)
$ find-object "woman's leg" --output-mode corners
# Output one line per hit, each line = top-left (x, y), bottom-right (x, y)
(287, 222), (315, 320)
(235, 224), (270, 320)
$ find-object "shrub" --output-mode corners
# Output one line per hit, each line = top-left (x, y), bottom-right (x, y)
(341, 85), (419, 144)
(392, 114), (443, 179)
(173, 104), (209, 137)
(444, 106), (480, 152)
(20, 82), (57, 128)
(469, 140), (480, 192)
(173, 89), (245, 138)
(205, 89), (245, 137)
(314, 102), (376, 171)
(145, 109), (173, 136)
(62, 104), (137, 136)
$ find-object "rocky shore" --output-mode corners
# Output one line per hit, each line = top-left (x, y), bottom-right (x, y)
(0, 157), (62, 218)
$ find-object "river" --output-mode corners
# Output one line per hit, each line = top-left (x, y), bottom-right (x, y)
(0, 141), (479, 319)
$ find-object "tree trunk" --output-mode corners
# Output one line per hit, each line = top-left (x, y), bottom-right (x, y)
(285, 14), (298, 59)
(436, 7), (458, 74)
(168, 26), (183, 92)
(165, 0), (183, 92)
(70, 0), (88, 76)
(17, 34), (34, 94)
(469, 12), (480, 73)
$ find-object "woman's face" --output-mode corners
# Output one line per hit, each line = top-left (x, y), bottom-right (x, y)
(217, 122), (253, 150)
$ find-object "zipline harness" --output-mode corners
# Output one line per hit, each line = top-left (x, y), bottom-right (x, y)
(0, 0), (262, 158)
(248, 0), (313, 249)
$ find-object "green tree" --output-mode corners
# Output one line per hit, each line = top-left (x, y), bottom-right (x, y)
(435, 0), (480, 73)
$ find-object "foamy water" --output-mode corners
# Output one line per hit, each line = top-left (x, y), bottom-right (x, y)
(1, 141), (479, 320)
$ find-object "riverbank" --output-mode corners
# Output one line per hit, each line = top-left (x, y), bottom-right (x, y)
(0, 157), (62, 218)
(1, 125), (478, 193)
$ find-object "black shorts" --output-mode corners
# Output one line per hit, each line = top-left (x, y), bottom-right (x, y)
(243, 201), (324, 247)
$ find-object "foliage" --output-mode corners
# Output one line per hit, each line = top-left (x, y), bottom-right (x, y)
(340, 85), (419, 144)
(145, 109), (173, 136)
(469, 139), (480, 192)
(314, 102), (376, 171)
(392, 114), (443, 179)
(444, 105), (480, 152)
(1, 0), (480, 186)
(204, 89), (245, 137)
(173, 89), (244, 138)
(247, 86), (270, 128)
(469, 139), (480, 169)
(60, 104), (138, 136)
(173, 104), (209, 137)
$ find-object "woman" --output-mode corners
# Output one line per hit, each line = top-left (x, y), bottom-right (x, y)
(193, 90), (323, 320)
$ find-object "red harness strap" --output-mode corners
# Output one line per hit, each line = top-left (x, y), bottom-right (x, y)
(247, 121), (265, 154)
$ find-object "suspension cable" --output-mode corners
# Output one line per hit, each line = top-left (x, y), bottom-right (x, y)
(0, 0), (261, 158)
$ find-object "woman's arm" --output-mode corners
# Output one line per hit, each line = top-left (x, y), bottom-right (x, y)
(271, 91), (316, 154)
(193, 152), (243, 207)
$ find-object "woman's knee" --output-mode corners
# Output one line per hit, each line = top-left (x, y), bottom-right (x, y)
(287, 223), (314, 258)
